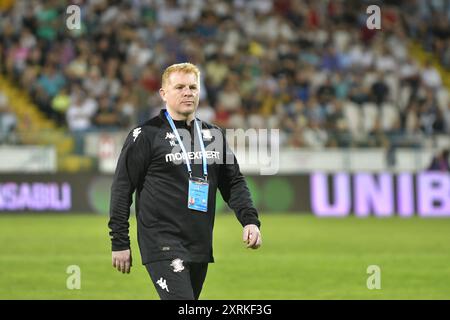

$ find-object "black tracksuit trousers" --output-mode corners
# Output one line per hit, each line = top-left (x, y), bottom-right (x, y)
(145, 259), (208, 300)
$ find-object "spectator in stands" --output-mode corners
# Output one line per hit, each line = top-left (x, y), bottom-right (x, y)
(51, 87), (71, 127)
(303, 120), (328, 148)
(428, 149), (450, 172)
(317, 77), (335, 105)
(35, 64), (66, 118)
(371, 72), (390, 106)
(205, 54), (231, 105)
(66, 92), (96, 132)
(37, 64), (66, 99)
(66, 90), (97, 154)
(196, 99), (216, 124)
(93, 95), (121, 129)
(116, 87), (137, 130)
(216, 79), (241, 114)
(326, 99), (350, 147)
(83, 66), (107, 99)
(348, 74), (370, 105)
(421, 60), (442, 90)
(304, 96), (326, 125)
(214, 103), (231, 129)
(0, 93), (17, 144)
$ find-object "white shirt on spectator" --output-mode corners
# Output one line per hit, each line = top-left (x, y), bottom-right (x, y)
(422, 66), (442, 89)
(333, 30), (351, 52)
(399, 61), (419, 79)
(248, 0), (273, 14)
(157, 1), (185, 27)
(66, 98), (98, 131)
(127, 41), (153, 67)
(388, 38), (407, 61)
(83, 76), (107, 98)
(360, 49), (375, 68)
(179, 0), (204, 22)
(376, 54), (396, 72)
(196, 103), (216, 124)
(349, 45), (374, 68)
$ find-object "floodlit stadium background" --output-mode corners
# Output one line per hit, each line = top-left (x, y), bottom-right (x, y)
(1, 0), (450, 299)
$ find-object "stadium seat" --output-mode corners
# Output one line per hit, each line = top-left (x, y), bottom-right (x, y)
(343, 101), (361, 137)
(436, 88), (449, 112)
(398, 86), (412, 111)
(362, 102), (379, 133)
(381, 103), (400, 131)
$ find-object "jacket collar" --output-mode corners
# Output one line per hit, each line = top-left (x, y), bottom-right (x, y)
(159, 108), (200, 128)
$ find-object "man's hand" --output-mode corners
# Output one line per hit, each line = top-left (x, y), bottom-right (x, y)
(243, 224), (262, 249)
(112, 249), (132, 274)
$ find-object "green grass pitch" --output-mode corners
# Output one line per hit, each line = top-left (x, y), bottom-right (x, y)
(1, 213), (450, 299)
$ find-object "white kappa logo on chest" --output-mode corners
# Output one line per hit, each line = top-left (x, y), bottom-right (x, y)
(165, 132), (175, 140)
(201, 129), (212, 141)
(165, 132), (177, 146)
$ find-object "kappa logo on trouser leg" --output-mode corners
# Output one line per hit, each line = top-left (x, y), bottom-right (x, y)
(156, 277), (169, 292)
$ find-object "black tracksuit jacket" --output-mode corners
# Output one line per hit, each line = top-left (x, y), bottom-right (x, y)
(108, 109), (260, 264)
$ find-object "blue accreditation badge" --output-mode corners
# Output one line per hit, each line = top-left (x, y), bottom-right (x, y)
(188, 177), (209, 212)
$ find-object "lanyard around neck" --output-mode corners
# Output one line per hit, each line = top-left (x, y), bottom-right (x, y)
(165, 111), (208, 179)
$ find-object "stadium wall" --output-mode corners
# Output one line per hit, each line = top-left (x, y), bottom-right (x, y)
(0, 146), (57, 173)
(84, 131), (446, 173)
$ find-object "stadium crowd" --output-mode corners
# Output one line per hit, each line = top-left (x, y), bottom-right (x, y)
(403, 0), (450, 70)
(1, 0), (449, 148)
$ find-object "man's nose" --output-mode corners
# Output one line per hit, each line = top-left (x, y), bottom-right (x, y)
(182, 88), (194, 96)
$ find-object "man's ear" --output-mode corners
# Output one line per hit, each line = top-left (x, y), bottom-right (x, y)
(159, 88), (166, 102)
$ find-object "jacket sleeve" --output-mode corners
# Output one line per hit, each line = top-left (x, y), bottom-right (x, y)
(217, 130), (261, 228)
(108, 127), (152, 251)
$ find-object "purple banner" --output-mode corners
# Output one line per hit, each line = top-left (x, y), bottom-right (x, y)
(417, 173), (450, 217)
(0, 174), (96, 213)
(1, 172), (449, 216)
(311, 172), (450, 217)
(312, 173), (350, 217)
(0, 182), (72, 211)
